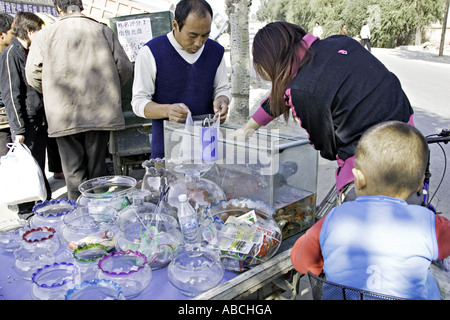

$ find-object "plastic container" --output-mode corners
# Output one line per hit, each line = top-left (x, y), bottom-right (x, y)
(96, 250), (152, 299)
(65, 279), (125, 300)
(167, 248), (224, 297)
(30, 262), (81, 300)
(177, 194), (200, 245)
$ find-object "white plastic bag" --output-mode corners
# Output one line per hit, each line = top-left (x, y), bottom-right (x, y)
(0, 143), (47, 205)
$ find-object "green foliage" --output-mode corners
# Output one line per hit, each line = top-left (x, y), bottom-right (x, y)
(256, 0), (446, 47)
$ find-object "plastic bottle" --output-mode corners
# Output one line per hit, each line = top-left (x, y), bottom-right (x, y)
(177, 194), (199, 245)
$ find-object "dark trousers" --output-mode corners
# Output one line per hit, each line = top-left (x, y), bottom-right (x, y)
(56, 131), (109, 200)
(361, 38), (371, 52)
(0, 127), (11, 157)
(47, 137), (62, 173)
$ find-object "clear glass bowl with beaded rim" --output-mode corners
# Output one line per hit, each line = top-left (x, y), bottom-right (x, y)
(30, 199), (78, 234)
(72, 243), (109, 282)
(65, 279), (125, 300)
(95, 250), (152, 299)
(30, 262), (81, 300)
(21, 226), (60, 254)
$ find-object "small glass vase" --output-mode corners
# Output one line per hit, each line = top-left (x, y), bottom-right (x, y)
(96, 250), (152, 299)
(65, 279), (125, 300)
(30, 262), (81, 300)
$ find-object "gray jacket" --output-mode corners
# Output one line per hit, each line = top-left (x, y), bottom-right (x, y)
(25, 13), (133, 137)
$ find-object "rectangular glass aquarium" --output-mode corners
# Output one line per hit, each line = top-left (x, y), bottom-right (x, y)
(163, 118), (318, 238)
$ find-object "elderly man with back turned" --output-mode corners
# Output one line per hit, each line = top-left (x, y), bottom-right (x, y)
(26, 0), (133, 200)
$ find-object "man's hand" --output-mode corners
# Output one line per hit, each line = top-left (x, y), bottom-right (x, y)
(15, 135), (25, 144)
(213, 95), (229, 124)
(167, 103), (190, 123)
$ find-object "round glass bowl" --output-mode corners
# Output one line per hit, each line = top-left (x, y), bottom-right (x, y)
(96, 250), (152, 299)
(167, 248), (225, 297)
(14, 246), (55, 280)
(166, 163), (226, 213)
(77, 175), (137, 212)
(21, 226), (60, 254)
(116, 212), (182, 270)
(204, 198), (282, 271)
(65, 279), (125, 300)
(30, 262), (81, 300)
(59, 206), (118, 252)
(0, 225), (27, 252)
(73, 244), (109, 282)
(30, 199), (77, 233)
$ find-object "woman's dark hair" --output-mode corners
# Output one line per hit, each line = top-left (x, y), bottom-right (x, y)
(52, 0), (84, 13)
(252, 21), (314, 121)
(174, 0), (213, 31)
(13, 12), (44, 39)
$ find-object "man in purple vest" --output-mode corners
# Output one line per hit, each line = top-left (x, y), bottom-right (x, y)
(132, 0), (231, 159)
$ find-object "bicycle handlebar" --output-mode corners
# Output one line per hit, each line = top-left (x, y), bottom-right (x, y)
(426, 129), (450, 144)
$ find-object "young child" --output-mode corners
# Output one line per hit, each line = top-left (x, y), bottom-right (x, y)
(291, 121), (450, 299)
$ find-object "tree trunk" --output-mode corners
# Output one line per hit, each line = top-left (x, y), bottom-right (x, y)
(225, 0), (251, 125)
(415, 25), (422, 45)
(439, 0), (450, 56)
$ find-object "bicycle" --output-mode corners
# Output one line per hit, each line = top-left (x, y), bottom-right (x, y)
(316, 128), (450, 220)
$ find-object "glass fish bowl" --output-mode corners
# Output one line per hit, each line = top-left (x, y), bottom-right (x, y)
(204, 198), (282, 272)
(21, 226), (60, 254)
(96, 250), (152, 299)
(65, 279), (125, 300)
(77, 175), (137, 212)
(30, 262), (81, 300)
(59, 206), (118, 252)
(73, 243), (109, 282)
(0, 225), (28, 252)
(14, 246), (55, 280)
(166, 163), (226, 215)
(30, 199), (77, 233)
(167, 248), (225, 297)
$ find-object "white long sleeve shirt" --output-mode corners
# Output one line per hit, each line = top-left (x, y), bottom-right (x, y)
(131, 31), (231, 118)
